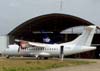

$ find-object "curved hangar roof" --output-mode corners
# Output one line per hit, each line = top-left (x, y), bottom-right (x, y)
(8, 13), (94, 37)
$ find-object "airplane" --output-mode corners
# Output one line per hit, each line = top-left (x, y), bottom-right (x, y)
(1, 25), (96, 59)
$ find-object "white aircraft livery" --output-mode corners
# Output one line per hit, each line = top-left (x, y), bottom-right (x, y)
(1, 26), (96, 59)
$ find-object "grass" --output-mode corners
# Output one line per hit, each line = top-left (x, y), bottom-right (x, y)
(0, 58), (95, 71)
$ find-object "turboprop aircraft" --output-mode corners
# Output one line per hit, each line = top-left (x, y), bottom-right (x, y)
(1, 26), (96, 59)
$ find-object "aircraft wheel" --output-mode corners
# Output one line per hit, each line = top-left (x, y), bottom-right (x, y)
(6, 55), (10, 59)
(44, 57), (48, 60)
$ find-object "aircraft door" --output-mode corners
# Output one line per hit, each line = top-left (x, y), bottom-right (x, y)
(60, 46), (64, 60)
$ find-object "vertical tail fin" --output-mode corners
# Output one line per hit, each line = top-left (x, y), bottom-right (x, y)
(61, 25), (96, 46)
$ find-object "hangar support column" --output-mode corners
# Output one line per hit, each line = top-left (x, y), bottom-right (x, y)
(0, 35), (9, 53)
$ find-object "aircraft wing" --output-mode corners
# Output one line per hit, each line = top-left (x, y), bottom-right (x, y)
(28, 42), (51, 48)
(15, 39), (52, 48)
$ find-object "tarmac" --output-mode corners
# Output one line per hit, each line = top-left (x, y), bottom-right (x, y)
(45, 59), (100, 71)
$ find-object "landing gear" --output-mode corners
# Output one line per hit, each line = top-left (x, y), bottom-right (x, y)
(36, 57), (48, 60)
(6, 55), (10, 59)
(35, 56), (49, 60)
(35, 54), (49, 60)
(0, 54), (2, 57)
(44, 57), (48, 60)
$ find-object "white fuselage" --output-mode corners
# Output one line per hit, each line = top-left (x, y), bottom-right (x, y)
(2, 44), (96, 57)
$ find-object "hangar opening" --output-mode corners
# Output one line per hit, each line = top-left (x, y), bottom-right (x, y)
(8, 13), (100, 59)
(8, 13), (93, 42)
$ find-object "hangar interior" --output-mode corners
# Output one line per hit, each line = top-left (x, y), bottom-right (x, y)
(8, 13), (100, 59)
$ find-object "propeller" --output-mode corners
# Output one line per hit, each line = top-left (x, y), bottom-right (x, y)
(15, 39), (29, 52)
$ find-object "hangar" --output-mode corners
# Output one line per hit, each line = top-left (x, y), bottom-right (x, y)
(8, 13), (93, 40)
(7, 13), (100, 59)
